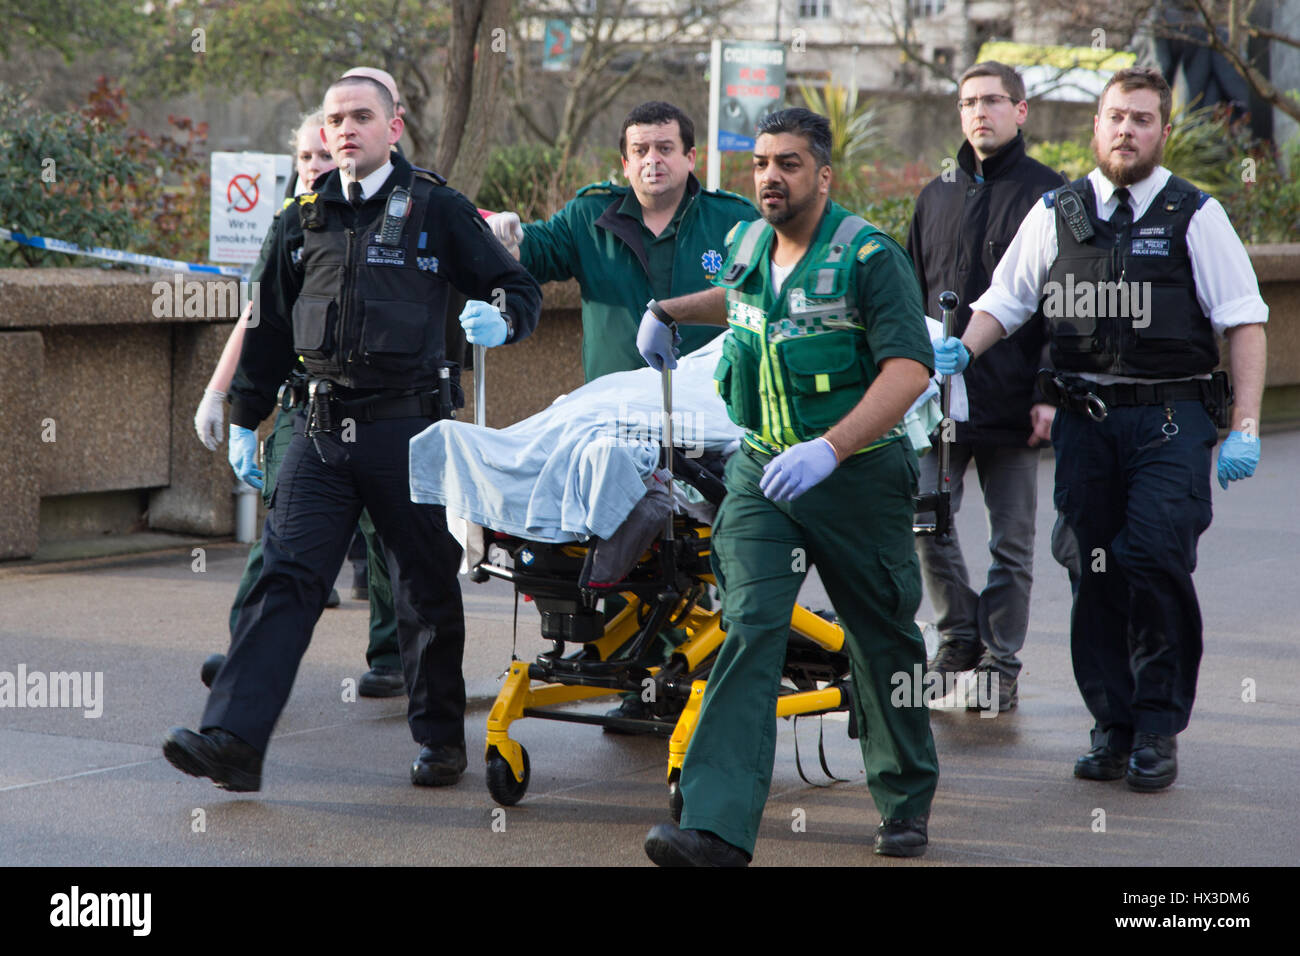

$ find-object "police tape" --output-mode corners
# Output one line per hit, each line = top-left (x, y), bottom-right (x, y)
(0, 226), (245, 277)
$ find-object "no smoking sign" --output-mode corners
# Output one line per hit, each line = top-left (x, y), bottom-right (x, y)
(226, 173), (261, 213)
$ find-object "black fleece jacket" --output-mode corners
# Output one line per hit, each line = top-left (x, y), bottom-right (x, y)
(907, 133), (1063, 445)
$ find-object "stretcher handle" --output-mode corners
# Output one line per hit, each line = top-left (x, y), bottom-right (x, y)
(662, 367), (674, 542)
(474, 343), (486, 427)
(937, 290), (958, 486)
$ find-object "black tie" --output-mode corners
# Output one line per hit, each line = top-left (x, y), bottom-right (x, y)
(1110, 187), (1132, 231)
(348, 181), (363, 209)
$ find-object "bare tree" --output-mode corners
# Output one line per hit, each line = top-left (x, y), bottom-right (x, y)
(508, 0), (748, 161)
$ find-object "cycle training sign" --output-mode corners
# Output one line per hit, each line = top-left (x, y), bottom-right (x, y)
(209, 152), (280, 264)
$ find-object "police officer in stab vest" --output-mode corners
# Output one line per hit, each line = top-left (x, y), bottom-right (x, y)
(163, 76), (542, 791)
(637, 109), (939, 865)
(935, 67), (1267, 792)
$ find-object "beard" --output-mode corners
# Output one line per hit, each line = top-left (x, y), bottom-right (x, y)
(759, 186), (815, 226)
(1092, 132), (1163, 187)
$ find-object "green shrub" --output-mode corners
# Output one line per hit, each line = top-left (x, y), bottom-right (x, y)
(475, 143), (620, 222)
(0, 77), (208, 268)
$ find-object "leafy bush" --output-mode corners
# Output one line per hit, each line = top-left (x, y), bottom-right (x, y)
(475, 143), (620, 222)
(0, 76), (209, 268)
(1028, 138), (1093, 181)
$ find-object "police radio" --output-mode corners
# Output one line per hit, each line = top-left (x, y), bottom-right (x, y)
(1055, 188), (1095, 243)
(377, 186), (411, 245)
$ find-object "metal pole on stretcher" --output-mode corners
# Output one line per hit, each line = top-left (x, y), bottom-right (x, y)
(474, 343), (486, 428)
(913, 289), (958, 540)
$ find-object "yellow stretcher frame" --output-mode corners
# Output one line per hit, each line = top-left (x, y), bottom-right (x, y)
(483, 579), (849, 807)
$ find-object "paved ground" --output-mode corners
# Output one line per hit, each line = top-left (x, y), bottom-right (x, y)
(1, 430), (1297, 869)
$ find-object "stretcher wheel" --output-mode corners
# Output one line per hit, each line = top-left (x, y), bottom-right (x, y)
(668, 779), (683, 823)
(486, 746), (530, 806)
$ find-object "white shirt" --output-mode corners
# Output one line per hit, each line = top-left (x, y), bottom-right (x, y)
(770, 260), (793, 295)
(339, 160), (394, 202)
(971, 166), (1268, 374)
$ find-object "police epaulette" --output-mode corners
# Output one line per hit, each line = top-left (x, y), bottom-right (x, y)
(576, 180), (620, 197)
(1042, 190), (1057, 209)
(411, 165), (446, 186)
(706, 186), (755, 206)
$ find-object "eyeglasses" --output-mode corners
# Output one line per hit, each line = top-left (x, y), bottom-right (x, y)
(957, 94), (1016, 112)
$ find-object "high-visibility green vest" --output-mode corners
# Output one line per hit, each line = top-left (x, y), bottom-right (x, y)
(712, 201), (904, 454)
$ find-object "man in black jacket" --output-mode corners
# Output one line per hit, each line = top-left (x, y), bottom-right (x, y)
(162, 75), (542, 791)
(906, 62), (1062, 711)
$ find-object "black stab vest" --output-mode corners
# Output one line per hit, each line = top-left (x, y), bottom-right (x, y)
(290, 173), (453, 390)
(1037, 175), (1219, 378)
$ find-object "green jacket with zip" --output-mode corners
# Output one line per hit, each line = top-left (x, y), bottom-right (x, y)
(520, 173), (758, 381)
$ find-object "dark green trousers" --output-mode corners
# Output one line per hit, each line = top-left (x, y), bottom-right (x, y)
(679, 440), (939, 855)
(228, 407), (399, 668)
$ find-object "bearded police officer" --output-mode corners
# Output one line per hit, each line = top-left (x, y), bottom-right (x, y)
(934, 67), (1267, 791)
(163, 75), (541, 791)
(638, 109), (939, 864)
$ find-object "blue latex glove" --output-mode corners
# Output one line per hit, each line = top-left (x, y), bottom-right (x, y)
(228, 424), (263, 489)
(759, 438), (839, 502)
(459, 300), (508, 347)
(933, 336), (971, 375)
(1216, 430), (1259, 489)
(637, 309), (680, 371)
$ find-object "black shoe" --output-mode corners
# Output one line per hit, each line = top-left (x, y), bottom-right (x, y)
(1074, 744), (1130, 781)
(411, 743), (467, 787)
(965, 664), (1018, 712)
(324, 588), (341, 609)
(602, 696), (682, 735)
(874, 816), (929, 857)
(163, 727), (263, 792)
(644, 823), (749, 867)
(200, 653), (226, 689)
(358, 665), (405, 698)
(927, 638), (982, 675)
(1126, 733), (1177, 791)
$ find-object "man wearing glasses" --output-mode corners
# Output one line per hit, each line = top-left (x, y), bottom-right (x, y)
(906, 62), (1062, 711)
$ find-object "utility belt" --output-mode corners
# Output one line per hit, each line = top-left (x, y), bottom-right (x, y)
(1036, 369), (1232, 428)
(300, 370), (457, 438)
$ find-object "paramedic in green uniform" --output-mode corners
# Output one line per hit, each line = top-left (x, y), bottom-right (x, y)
(638, 108), (940, 865)
(488, 101), (759, 725)
(486, 101), (759, 382)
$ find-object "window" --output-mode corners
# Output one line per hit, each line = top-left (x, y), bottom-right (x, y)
(799, 1), (832, 18)
(909, 0), (946, 17)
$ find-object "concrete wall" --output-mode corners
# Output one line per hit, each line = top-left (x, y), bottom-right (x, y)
(2, 249), (1298, 559)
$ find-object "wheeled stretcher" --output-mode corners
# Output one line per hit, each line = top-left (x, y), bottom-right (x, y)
(409, 297), (959, 813)
(468, 448), (854, 812)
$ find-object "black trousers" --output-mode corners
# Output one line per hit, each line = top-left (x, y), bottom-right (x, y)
(203, 411), (466, 753)
(1051, 400), (1216, 749)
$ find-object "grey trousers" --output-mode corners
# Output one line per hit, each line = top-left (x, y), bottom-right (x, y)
(916, 442), (1039, 678)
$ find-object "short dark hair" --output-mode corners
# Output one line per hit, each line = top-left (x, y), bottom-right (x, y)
(1099, 66), (1172, 127)
(755, 107), (832, 168)
(324, 76), (395, 120)
(619, 101), (695, 157)
(958, 61), (1027, 103)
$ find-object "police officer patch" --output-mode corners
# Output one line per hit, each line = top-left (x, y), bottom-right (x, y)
(366, 242), (406, 267)
(416, 256), (439, 273)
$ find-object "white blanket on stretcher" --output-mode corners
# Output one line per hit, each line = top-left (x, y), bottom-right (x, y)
(409, 335), (744, 550)
(409, 331), (944, 571)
